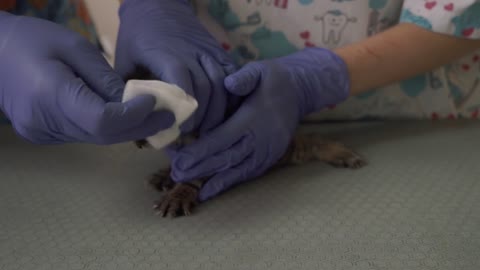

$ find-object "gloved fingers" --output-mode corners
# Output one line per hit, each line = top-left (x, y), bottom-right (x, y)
(198, 150), (279, 201)
(60, 108), (174, 145)
(197, 163), (250, 201)
(12, 107), (91, 144)
(211, 49), (238, 75)
(59, 36), (126, 102)
(86, 109), (175, 144)
(198, 55), (227, 133)
(59, 77), (175, 142)
(103, 94), (172, 130)
(224, 62), (262, 96)
(142, 53), (197, 133)
(11, 124), (74, 145)
(89, 103), (175, 144)
(7, 62), (94, 144)
(171, 136), (252, 182)
(171, 115), (249, 171)
(223, 63), (238, 76)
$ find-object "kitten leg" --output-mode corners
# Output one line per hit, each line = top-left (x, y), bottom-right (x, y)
(279, 134), (366, 168)
(147, 168), (175, 192)
(135, 139), (149, 149)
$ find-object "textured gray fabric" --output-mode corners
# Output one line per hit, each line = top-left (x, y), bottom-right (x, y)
(1, 121), (480, 270)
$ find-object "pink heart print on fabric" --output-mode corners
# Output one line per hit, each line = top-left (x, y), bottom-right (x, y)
(444, 3), (454, 11)
(462, 28), (475, 37)
(472, 109), (479, 119)
(300, 31), (310, 40)
(425, 1), (437, 10)
(274, 0), (288, 9)
(424, 2), (454, 12)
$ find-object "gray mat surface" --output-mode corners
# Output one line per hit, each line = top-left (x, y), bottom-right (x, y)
(1, 121), (480, 270)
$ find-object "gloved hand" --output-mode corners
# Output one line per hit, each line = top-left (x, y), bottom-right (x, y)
(0, 12), (174, 145)
(115, 0), (237, 134)
(169, 47), (351, 201)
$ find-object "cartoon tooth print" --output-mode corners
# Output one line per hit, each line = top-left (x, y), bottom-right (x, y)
(314, 10), (357, 47)
(451, 2), (480, 38)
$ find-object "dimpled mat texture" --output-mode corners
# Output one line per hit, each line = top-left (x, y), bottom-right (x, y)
(1, 121), (480, 270)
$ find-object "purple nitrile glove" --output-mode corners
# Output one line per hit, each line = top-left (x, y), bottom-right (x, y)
(115, 0), (237, 135)
(0, 12), (174, 145)
(169, 47), (351, 201)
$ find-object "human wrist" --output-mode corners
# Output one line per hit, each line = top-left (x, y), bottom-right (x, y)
(281, 47), (351, 115)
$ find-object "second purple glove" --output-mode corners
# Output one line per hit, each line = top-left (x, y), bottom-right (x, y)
(169, 47), (351, 201)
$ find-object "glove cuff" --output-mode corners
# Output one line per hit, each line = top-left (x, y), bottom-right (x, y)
(287, 47), (351, 116)
(119, 0), (192, 18)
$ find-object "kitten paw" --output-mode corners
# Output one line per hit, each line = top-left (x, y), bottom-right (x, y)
(153, 184), (199, 218)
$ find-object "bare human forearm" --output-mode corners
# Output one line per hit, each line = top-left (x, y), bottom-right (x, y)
(335, 23), (480, 96)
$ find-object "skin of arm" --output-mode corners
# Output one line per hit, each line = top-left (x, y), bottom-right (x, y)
(335, 23), (480, 96)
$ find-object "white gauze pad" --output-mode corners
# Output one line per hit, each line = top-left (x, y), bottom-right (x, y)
(122, 80), (198, 149)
